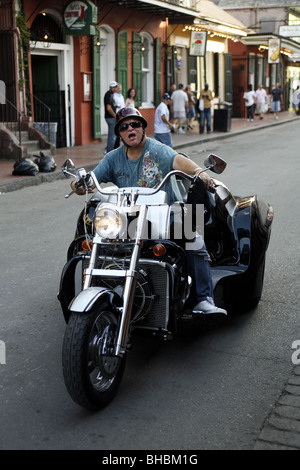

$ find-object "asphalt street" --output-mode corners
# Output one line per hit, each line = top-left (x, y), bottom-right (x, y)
(0, 116), (300, 450)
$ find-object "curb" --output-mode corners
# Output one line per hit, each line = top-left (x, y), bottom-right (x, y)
(173, 115), (299, 150)
(254, 365), (300, 450)
(0, 116), (298, 194)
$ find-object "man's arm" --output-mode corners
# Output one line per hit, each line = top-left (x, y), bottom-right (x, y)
(106, 103), (116, 119)
(161, 113), (174, 130)
(173, 153), (213, 189)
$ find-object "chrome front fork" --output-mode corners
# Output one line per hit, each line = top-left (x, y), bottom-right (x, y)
(83, 205), (147, 357)
(115, 205), (146, 356)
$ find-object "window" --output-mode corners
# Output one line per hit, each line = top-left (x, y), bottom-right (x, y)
(141, 33), (154, 107)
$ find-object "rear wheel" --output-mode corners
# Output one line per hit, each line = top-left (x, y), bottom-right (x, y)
(62, 303), (126, 409)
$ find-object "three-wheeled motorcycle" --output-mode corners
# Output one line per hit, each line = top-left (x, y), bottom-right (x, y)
(58, 155), (273, 409)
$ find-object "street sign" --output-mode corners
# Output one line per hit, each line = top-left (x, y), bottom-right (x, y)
(279, 25), (300, 37)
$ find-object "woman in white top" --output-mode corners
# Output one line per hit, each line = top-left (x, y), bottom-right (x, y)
(125, 88), (137, 108)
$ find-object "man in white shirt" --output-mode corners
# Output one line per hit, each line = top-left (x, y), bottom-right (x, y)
(255, 84), (267, 119)
(171, 84), (188, 134)
(114, 83), (125, 112)
(154, 93), (174, 147)
(243, 84), (256, 121)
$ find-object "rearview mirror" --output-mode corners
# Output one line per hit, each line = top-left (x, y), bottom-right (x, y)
(61, 159), (75, 178)
(204, 154), (227, 174)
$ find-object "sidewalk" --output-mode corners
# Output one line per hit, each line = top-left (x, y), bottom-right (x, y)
(0, 110), (299, 193)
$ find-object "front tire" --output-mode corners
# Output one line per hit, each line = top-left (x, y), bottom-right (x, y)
(62, 303), (126, 410)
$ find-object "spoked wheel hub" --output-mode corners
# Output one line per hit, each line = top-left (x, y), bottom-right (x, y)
(90, 324), (120, 380)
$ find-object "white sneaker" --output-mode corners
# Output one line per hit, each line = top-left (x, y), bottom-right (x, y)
(178, 128), (185, 134)
(192, 298), (227, 317)
(251, 119), (254, 122)
(247, 119), (249, 122)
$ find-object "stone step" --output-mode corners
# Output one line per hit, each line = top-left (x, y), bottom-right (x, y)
(22, 140), (41, 153)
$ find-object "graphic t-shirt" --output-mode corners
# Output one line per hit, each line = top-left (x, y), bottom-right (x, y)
(93, 138), (181, 204)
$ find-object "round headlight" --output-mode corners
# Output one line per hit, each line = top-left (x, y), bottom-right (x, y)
(94, 204), (127, 239)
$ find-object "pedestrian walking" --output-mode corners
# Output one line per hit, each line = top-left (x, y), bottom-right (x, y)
(125, 88), (137, 108)
(293, 86), (300, 115)
(154, 93), (174, 148)
(104, 81), (118, 153)
(185, 85), (196, 130)
(271, 83), (283, 119)
(168, 83), (176, 125)
(255, 84), (267, 119)
(243, 84), (256, 122)
(171, 84), (188, 134)
(199, 83), (213, 133)
(113, 84), (125, 149)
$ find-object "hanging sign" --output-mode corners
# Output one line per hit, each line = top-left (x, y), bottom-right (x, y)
(190, 31), (207, 57)
(279, 25), (300, 37)
(63, 0), (98, 36)
(268, 38), (280, 64)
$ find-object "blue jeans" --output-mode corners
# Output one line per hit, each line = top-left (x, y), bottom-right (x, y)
(186, 246), (214, 303)
(200, 108), (211, 134)
(105, 117), (116, 152)
(154, 132), (173, 148)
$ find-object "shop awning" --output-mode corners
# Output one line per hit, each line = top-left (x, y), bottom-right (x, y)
(103, 0), (250, 34)
(241, 34), (300, 61)
(104, 0), (200, 24)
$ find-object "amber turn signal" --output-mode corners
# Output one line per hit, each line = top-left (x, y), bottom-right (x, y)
(82, 239), (92, 251)
(153, 243), (166, 257)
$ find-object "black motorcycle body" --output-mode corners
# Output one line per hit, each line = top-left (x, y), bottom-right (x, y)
(58, 156), (273, 409)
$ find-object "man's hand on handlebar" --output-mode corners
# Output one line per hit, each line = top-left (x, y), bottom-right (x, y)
(70, 173), (94, 195)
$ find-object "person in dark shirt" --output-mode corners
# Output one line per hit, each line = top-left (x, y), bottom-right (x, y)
(271, 83), (283, 120)
(104, 81), (118, 152)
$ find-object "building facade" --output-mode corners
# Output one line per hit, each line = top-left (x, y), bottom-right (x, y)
(211, 0), (300, 116)
(0, 0), (249, 152)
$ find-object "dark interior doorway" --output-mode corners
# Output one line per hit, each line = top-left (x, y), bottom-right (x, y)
(31, 55), (66, 147)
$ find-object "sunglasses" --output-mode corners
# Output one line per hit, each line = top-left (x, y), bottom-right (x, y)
(119, 121), (143, 132)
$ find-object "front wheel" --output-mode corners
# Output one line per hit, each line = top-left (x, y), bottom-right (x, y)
(62, 304), (126, 410)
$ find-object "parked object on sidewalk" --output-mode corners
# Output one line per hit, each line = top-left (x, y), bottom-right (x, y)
(213, 101), (232, 132)
(12, 158), (39, 176)
(33, 151), (57, 172)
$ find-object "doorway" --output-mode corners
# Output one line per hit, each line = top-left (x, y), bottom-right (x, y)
(31, 55), (66, 147)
